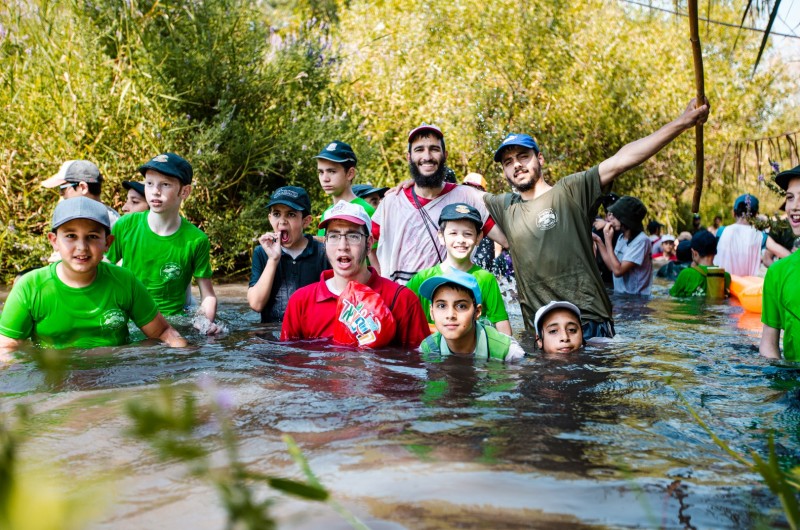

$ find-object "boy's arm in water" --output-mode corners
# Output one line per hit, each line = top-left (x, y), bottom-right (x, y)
(598, 98), (710, 187)
(140, 313), (188, 347)
(759, 325), (781, 359)
(0, 334), (20, 361)
(196, 277), (220, 335)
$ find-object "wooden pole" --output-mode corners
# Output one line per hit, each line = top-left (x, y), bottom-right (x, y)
(688, 0), (705, 214)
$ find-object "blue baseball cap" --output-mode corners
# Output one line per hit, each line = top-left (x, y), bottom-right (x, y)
(138, 153), (193, 185)
(733, 194), (759, 215)
(419, 268), (482, 305)
(267, 186), (311, 214)
(314, 141), (357, 165)
(493, 133), (540, 162)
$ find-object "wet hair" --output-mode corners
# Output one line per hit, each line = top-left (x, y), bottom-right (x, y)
(676, 240), (692, 262)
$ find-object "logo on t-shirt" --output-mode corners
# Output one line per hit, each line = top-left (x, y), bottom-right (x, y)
(161, 262), (183, 281)
(101, 309), (126, 331)
(536, 208), (558, 231)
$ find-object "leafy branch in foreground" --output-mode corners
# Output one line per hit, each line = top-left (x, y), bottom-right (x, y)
(125, 378), (366, 530)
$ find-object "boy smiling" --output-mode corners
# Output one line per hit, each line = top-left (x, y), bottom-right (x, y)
(761, 164), (800, 359)
(0, 197), (185, 354)
(406, 203), (511, 335)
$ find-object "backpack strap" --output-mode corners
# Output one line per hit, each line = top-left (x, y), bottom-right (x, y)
(389, 284), (406, 311)
(691, 265), (707, 277)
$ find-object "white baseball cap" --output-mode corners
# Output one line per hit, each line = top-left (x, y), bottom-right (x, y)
(318, 200), (372, 233)
(533, 301), (581, 336)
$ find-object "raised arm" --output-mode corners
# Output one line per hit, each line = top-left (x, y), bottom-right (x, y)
(598, 98), (710, 187)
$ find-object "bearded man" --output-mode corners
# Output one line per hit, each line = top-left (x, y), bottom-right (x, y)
(484, 98), (709, 339)
(372, 124), (508, 285)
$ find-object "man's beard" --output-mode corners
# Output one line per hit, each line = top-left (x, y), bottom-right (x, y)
(506, 170), (538, 193)
(409, 159), (446, 188)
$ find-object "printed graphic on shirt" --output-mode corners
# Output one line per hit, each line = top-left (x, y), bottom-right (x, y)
(101, 309), (127, 331)
(161, 262), (182, 281)
(338, 299), (381, 346)
(536, 208), (558, 230)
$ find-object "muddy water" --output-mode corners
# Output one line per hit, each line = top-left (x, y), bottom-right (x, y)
(0, 279), (794, 528)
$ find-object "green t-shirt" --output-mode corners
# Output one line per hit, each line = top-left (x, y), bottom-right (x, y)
(107, 212), (213, 315)
(484, 166), (612, 331)
(0, 262), (159, 349)
(670, 265), (731, 298)
(762, 250), (800, 360)
(316, 196), (376, 237)
(406, 263), (509, 325)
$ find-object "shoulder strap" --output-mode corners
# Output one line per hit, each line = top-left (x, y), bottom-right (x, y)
(504, 193), (514, 209)
(691, 265), (707, 277)
(389, 284), (405, 311)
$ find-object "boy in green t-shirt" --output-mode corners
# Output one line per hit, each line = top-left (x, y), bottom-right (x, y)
(670, 230), (731, 298)
(0, 197), (186, 358)
(313, 141), (380, 272)
(761, 165), (800, 359)
(106, 153), (220, 334)
(407, 203), (512, 335)
(418, 269), (524, 362)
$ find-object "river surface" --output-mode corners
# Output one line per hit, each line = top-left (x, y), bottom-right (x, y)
(0, 278), (795, 529)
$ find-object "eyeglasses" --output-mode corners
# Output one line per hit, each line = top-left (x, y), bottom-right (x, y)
(325, 232), (365, 245)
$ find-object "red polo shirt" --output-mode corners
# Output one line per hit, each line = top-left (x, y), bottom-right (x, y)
(280, 267), (430, 348)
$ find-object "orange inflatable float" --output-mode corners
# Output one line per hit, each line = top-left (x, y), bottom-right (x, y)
(729, 274), (763, 314)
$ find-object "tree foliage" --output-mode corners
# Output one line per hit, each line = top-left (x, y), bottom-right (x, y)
(0, 0), (797, 281)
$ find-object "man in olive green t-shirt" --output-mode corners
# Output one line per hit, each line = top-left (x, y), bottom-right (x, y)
(484, 98), (709, 339)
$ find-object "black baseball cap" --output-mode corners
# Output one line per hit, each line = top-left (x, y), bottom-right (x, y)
(775, 165), (800, 191)
(138, 153), (193, 185)
(122, 181), (145, 196)
(352, 184), (389, 199)
(313, 141), (357, 165)
(267, 186), (311, 214)
(438, 203), (483, 230)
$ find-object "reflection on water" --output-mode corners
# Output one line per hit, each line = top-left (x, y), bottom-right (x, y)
(0, 279), (794, 528)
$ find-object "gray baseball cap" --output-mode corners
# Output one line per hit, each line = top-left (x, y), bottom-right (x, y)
(51, 197), (111, 231)
(42, 160), (102, 188)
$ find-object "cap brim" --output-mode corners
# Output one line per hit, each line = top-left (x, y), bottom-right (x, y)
(318, 214), (368, 229)
(534, 301), (581, 335)
(267, 199), (307, 212)
(138, 163), (189, 184)
(776, 168), (800, 190)
(41, 174), (67, 188)
(313, 154), (356, 164)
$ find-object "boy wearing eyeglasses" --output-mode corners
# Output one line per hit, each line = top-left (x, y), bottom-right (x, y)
(280, 201), (429, 348)
(248, 186), (329, 323)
